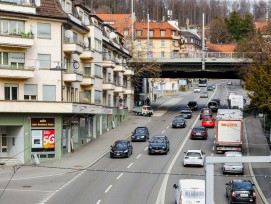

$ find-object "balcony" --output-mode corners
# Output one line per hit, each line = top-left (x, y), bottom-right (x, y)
(0, 65), (34, 78)
(114, 85), (125, 93)
(123, 69), (134, 76)
(113, 64), (126, 72)
(0, 0), (36, 14)
(124, 88), (134, 95)
(102, 55), (115, 68)
(81, 76), (95, 86)
(80, 49), (94, 59)
(0, 33), (34, 48)
(102, 80), (115, 90)
(63, 40), (84, 54)
(171, 35), (181, 40)
(63, 70), (83, 82)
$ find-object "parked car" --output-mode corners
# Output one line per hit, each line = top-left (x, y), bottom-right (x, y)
(187, 101), (198, 110)
(180, 108), (192, 119)
(172, 117), (186, 128)
(190, 126), (208, 139)
(223, 151), (244, 175)
(110, 140), (133, 158)
(200, 91), (208, 98)
(183, 150), (205, 167)
(200, 108), (212, 120)
(207, 84), (213, 91)
(131, 127), (149, 142)
(194, 87), (201, 93)
(148, 135), (170, 155)
(226, 180), (256, 204)
(207, 101), (219, 112)
(201, 116), (215, 128)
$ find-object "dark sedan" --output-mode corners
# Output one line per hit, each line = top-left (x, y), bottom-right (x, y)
(226, 180), (256, 204)
(180, 108), (192, 119)
(190, 126), (208, 140)
(110, 140), (133, 158)
(131, 127), (149, 142)
(148, 135), (170, 155)
(172, 117), (186, 128)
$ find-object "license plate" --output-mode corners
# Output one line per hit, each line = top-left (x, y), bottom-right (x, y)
(196, 133), (201, 135)
(240, 194), (248, 197)
(116, 154), (120, 156)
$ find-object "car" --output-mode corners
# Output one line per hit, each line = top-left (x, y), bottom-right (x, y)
(200, 108), (212, 120)
(110, 140), (133, 158)
(223, 151), (244, 175)
(148, 135), (170, 155)
(207, 84), (213, 91)
(180, 109), (192, 119)
(211, 98), (221, 106)
(183, 150), (205, 167)
(207, 101), (219, 112)
(190, 126), (208, 139)
(200, 91), (208, 98)
(175, 115), (185, 119)
(226, 180), (256, 204)
(211, 83), (216, 89)
(201, 116), (215, 128)
(131, 127), (149, 142)
(172, 117), (186, 128)
(173, 179), (205, 204)
(194, 87), (201, 93)
(187, 101), (198, 110)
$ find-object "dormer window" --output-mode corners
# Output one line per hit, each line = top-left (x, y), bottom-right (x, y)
(61, 0), (72, 14)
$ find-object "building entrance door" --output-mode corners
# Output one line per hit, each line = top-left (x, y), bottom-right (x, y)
(1, 134), (8, 157)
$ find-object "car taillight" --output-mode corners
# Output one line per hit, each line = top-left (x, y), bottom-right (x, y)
(191, 131), (195, 134)
(143, 107), (147, 110)
(232, 192), (237, 198)
(201, 132), (206, 135)
(252, 192), (256, 198)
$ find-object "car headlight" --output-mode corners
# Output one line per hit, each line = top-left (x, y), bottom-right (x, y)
(141, 136), (145, 138)
(124, 150), (128, 153)
(162, 146), (166, 149)
(149, 146), (152, 149)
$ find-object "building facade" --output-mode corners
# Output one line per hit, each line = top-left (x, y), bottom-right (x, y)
(0, 0), (133, 165)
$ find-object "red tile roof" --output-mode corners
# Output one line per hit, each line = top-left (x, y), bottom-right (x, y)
(36, 0), (67, 19)
(206, 42), (236, 52)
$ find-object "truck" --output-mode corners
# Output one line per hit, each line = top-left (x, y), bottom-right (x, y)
(228, 94), (244, 109)
(215, 119), (243, 154)
(216, 109), (243, 120)
(133, 105), (153, 116)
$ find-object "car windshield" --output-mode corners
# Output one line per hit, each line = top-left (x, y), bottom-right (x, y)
(151, 138), (165, 143)
(186, 152), (201, 157)
(203, 117), (212, 121)
(202, 109), (210, 113)
(115, 142), (127, 148)
(188, 102), (197, 106)
(193, 127), (205, 131)
(181, 110), (190, 113)
(233, 182), (253, 190)
(135, 128), (145, 133)
(174, 118), (184, 122)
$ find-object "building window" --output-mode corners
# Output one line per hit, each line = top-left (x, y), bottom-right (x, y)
(172, 31), (176, 36)
(161, 40), (165, 47)
(149, 51), (153, 58)
(84, 63), (91, 77)
(43, 85), (56, 101)
(137, 40), (141, 47)
(160, 30), (165, 37)
(137, 51), (142, 58)
(0, 19), (25, 35)
(37, 23), (51, 39)
(191, 38), (194, 43)
(108, 72), (112, 83)
(94, 64), (102, 78)
(94, 38), (102, 52)
(136, 30), (142, 36)
(24, 84), (37, 100)
(38, 54), (51, 69)
(5, 84), (18, 100)
(95, 90), (102, 105)
(64, 57), (70, 71)
(172, 41), (176, 46)
(107, 94), (111, 107)
(149, 40), (154, 48)
(149, 30), (154, 37)
(161, 51), (165, 58)
(0, 52), (8, 66)
(0, 52), (25, 69)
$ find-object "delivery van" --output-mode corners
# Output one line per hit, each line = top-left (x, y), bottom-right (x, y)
(173, 179), (205, 204)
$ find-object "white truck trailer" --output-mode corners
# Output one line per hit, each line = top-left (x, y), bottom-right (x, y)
(228, 94), (244, 109)
(215, 119), (243, 153)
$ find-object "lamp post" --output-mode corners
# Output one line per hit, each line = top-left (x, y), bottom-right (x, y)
(50, 66), (66, 101)
(202, 13), (205, 71)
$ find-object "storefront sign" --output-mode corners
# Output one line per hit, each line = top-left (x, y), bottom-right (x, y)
(31, 118), (55, 127)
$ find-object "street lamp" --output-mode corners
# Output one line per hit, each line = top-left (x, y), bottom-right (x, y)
(50, 66), (66, 101)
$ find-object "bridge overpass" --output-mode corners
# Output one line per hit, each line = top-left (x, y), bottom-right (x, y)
(136, 52), (252, 79)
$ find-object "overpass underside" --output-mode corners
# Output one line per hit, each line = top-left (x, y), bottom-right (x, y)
(161, 62), (244, 79)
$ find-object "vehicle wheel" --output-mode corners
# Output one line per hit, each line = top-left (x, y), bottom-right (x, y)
(148, 151), (152, 155)
(183, 163), (187, 167)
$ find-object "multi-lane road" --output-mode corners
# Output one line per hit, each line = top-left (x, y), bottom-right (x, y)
(0, 79), (270, 204)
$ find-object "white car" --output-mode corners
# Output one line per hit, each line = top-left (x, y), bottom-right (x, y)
(222, 151), (244, 175)
(183, 150), (205, 167)
(194, 87), (200, 93)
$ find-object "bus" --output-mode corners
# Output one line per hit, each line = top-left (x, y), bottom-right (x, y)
(198, 78), (207, 87)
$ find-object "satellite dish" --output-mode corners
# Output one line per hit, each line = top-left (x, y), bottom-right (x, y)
(35, 0), (41, 7)
(109, 32), (116, 39)
(65, 30), (73, 39)
(31, 24), (37, 35)
(83, 37), (89, 47)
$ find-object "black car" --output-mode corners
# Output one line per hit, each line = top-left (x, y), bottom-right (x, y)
(148, 135), (170, 155)
(172, 117), (186, 128)
(180, 108), (192, 119)
(207, 101), (219, 112)
(207, 84), (213, 91)
(226, 180), (256, 204)
(200, 108), (212, 120)
(190, 126), (208, 140)
(211, 98), (221, 106)
(110, 140), (133, 158)
(131, 127), (149, 142)
(187, 101), (198, 110)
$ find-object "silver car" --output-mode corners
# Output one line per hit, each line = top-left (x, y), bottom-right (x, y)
(222, 151), (244, 175)
(200, 91), (208, 98)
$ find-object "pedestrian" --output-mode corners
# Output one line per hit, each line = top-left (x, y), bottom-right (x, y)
(154, 94), (157, 102)
(146, 97), (150, 105)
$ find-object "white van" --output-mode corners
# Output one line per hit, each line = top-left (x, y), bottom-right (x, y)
(173, 179), (205, 204)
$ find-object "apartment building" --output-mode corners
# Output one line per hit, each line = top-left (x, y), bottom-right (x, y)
(0, 0), (133, 165)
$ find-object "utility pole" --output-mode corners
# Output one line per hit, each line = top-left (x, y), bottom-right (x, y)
(202, 13), (205, 71)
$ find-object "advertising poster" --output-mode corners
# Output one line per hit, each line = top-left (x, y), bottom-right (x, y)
(43, 130), (55, 149)
(31, 130), (43, 148)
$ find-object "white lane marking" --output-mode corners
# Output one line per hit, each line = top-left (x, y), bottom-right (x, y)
(96, 200), (101, 204)
(144, 147), (148, 151)
(127, 163), (133, 169)
(212, 146), (215, 151)
(116, 173), (123, 180)
(105, 185), (112, 193)
(213, 140), (215, 144)
(137, 154), (141, 159)
(161, 130), (165, 133)
(156, 115), (200, 204)
(166, 126), (169, 129)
